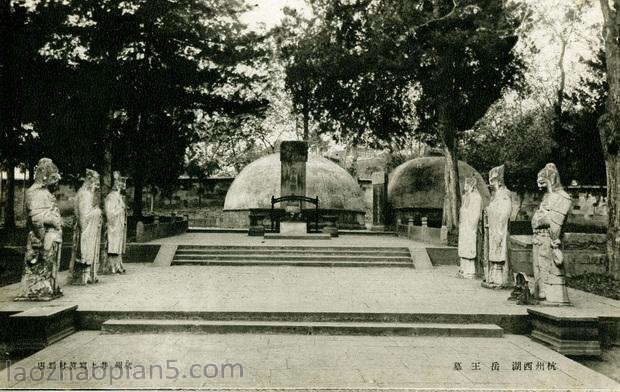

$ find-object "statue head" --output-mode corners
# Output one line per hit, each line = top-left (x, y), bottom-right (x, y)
(488, 165), (505, 192)
(34, 158), (61, 191)
(537, 163), (563, 192)
(113, 171), (128, 192)
(464, 176), (478, 193)
(83, 169), (100, 192)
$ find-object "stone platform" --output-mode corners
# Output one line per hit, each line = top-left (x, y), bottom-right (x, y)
(1, 332), (617, 389)
(0, 233), (619, 389)
(263, 233), (332, 240)
(1, 233), (618, 317)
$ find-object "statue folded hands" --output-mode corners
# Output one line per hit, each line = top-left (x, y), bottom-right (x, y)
(69, 169), (102, 285)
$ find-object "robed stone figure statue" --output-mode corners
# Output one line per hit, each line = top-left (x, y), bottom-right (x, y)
(70, 169), (102, 285)
(105, 171), (128, 274)
(532, 163), (572, 305)
(458, 177), (482, 279)
(483, 165), (513, 288)
(15, 158), (64, 301)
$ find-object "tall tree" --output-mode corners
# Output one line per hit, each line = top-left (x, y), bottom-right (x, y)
(461, 98), (556, 189)
(0, 0), (72, 227)
(280, 0), (522, 236)
(517, 0), (600, 177)
(0, 0), (18, 228)
(563, 50), (607, 185)
(598, 0), (620, 278)
(63, 0), (267, 217)
(274, 7), (321, 140)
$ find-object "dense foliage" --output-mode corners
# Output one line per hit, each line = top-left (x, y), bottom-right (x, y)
(0, 0), (267, 219)
(278, 0), (523, 233)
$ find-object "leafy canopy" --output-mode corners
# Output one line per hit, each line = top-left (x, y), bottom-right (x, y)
(280, 0), (523, 147)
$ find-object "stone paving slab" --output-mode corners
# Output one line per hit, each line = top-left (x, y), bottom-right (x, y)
(0, 264), (524, 314)
(0, 332), (617, 389)
(100, 319), (504, 337)
(1, 263), (618, 318)
(149, 232), (433, 248)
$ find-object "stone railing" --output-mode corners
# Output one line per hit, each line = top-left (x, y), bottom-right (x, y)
(397, 217), (448, 245)
(135, 215), (189, 243)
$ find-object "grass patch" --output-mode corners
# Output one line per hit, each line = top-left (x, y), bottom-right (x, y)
(567, 273), (620, 300)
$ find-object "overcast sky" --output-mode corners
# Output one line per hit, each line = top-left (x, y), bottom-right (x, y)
(241, 0), (310, 30)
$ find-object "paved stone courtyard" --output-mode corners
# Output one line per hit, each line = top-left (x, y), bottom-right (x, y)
(1, 233), (619, 389)
(2, 262), (620, 317)
(1, 233), (618, 316)
(1, 332), (618, 389)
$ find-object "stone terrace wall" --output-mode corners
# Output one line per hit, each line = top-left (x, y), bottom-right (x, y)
(509, 233), (608, 277)
(135, 216), (189, 243)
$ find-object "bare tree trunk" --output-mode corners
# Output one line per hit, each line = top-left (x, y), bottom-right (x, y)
(133, 166), (144, 218)
(302, 98), (309, 141)
(438, 112), (461, 240)
(553, 39), (568, 167)
(27, 160), (34, 185)
(0, 164), (3, 225)
(4, 160), (15, 229)
(598, 0), (620, 278)
(443, 144), (461, 233)
(132, 113), (145, 219)
(603, 154), (620, 278)
(1, 0), (16, 230)
(98, 146), (112, 274)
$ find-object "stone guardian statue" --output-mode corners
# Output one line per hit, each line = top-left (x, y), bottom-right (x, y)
(15, 158), (64, 301)
(70, 169), (102, 285)
(105, 171), (128, 274)
(483, 165), (512, 288)
(458, 177), (482, 279)
(531, 163), (572, 305)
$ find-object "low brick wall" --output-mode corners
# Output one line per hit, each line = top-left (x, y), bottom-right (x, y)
(135, 216), (188, 243)
(509, 233), (608, 277)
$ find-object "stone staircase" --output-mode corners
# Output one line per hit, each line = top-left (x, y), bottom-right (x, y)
(170, 245), (414, 268)
(95, 311), (504, 337)
(101, 319), (503, 337)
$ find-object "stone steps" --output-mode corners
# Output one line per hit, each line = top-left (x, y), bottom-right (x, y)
(176, 245), (411, 252)
(175, 252), (411, 263)
(175, 249), (411, 256)
(101, 319), (503, 337)
(172, 260), (412, 268)
(171, 246), (414, 268)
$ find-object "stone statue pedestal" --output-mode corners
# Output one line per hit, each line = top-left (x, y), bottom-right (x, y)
(14, 293), (62, 302)
(542, 285), (572, 307)
(280, 221), (307, 235)
(321, 215), (338, 237)
(482, 263), (512, 289)
(459, 258), (477, 279)
(265, 221), (330, 240)
(248, 210), (267, 236)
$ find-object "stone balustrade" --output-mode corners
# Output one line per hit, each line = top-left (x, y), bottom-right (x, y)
(135, 215), (189, 243)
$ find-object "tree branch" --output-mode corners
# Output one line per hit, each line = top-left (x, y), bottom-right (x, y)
(411, 0), (460, 33)
(600, 0), (611, 24)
